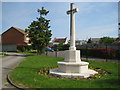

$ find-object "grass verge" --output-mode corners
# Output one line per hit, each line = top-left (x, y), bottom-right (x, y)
(0, 53), (8, 58)
(9, 55), (120, 88)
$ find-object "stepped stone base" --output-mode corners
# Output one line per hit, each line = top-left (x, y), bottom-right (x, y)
(49, 69), (98, 78)
(49, 50), (98, 78)
(58, 61), (89, 73)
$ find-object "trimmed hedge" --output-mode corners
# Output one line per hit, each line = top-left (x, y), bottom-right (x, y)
(80, 48), (120, 59)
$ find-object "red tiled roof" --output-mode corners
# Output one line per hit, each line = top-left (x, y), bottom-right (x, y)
(12, 27), (26, 34)
(113, 40), (120, 44)
(53, 38), (67, 43)
(2, 27), (26, 35)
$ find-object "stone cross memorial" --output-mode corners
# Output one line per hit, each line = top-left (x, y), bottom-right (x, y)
(50, 3), (98, 78)
(67, 3), (78, 50)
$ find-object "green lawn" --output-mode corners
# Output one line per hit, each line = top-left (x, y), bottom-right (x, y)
(10, 55), (120, 88)
(19, 52), (37, 56)
(0, 53), (8, 58)
(0, 55), (3, 58)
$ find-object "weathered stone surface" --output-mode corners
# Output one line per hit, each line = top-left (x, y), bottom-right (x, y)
(64, 50), (81, 62)
(58, 61), (89, 73)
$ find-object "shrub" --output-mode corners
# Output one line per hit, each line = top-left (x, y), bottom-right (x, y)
(51, 44), (70, 51)
(17, 45), (33, 52)
(80, 48), (118, 59)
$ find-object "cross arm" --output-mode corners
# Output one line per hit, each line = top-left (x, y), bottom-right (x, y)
(66, 8), (79, 15)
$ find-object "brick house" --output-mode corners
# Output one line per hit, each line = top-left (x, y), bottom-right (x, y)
(52, 37), (69, 45)
(2, 27), (30, 51)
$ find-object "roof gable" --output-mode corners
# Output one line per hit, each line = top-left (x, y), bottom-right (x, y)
(13, 27), (26, 34)
(2, 27), (26, 35)
(53, 37), (67, 43)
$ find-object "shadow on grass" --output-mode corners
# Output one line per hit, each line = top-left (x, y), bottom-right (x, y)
(94, 78), (120, 87)
(2, 67), (14, 71)
(15, 66), (41, 71)
(8, 53), (36, 57)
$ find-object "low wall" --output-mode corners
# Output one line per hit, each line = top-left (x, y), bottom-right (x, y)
(43, 51), (65, 58)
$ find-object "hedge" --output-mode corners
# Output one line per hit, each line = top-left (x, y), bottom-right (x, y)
(80, 48), (120, 59)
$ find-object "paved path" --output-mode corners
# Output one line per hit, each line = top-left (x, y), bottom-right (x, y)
(1, 52), (26, 89)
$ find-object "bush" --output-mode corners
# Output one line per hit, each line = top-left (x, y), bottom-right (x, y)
(17, 45), (33, 52)
(1, 52), (8, 56)
(51, 44), (70, 51)
(80, 48), (119, 59)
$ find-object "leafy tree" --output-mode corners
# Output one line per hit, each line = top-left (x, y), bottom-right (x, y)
(25, 7), (52, 55)
(87, 38), (92, 43)
(57, 43), (64, 50)
(57, 43), (70, 51)
(99, 37), (115, 45)
(62, 44), (70, 50)
(116, 37), (120, 41)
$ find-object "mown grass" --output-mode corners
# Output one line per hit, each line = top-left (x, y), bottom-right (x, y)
(10, 55), (120, 88)
(19, 52), (37, 56)
(0, 53), (8, 58)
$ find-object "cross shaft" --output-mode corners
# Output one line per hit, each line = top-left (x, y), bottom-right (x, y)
(66, 3), (79, 50)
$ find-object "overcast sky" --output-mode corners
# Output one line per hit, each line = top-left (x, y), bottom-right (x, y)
(1, 2), (118, 40)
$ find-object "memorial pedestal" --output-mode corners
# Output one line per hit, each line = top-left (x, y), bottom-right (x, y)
(50, 50), (98, 78)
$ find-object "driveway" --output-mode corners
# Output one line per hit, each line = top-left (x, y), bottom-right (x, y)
(1, 52), (26, 89)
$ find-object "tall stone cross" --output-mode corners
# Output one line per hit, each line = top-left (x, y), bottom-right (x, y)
(50, 3), (98, 78)
(67, 3), (79, 50)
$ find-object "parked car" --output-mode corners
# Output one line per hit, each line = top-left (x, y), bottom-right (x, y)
(45, 48), (54, 52)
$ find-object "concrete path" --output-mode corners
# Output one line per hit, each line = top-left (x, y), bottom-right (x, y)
(1, 52), (26, 89)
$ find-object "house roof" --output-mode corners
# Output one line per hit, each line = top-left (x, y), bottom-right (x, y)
(12, 27), (26, 34)
(2, 27), (26, 35)
(53, 37), (67, 43)
(113, 40), (120, 44)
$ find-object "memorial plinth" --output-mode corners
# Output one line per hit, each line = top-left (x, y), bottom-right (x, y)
(50, 3), (98, 78)
(58, 61), (89, 73)
(50, 50), (98, 78)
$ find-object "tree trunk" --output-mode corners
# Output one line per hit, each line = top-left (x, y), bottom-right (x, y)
(37, 50), (42, 55)
(37, 50), (40, 55)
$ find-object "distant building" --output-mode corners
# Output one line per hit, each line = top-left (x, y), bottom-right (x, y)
(1, 27), (30, 51)
(91, 38), (100, 44)
(113, 40), (120, 44)
(52, 37), (69, 45)
(75, 40), (87, 45)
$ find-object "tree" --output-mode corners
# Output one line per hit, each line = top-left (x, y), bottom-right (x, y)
(57, 43), (63, 50)
(57, 43), (70, 51)
(25, 7), (52, 55)
(99, 37), (115, 45)
(87, 38), (92, 43)
(116, 37), (120, 41)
